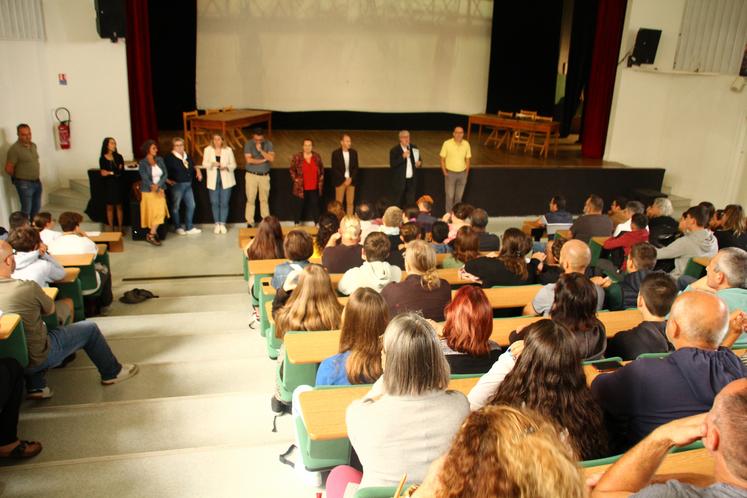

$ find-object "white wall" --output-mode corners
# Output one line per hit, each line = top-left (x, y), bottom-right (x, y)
(0, 0), (131, 224)
(605, 0), (747, 208)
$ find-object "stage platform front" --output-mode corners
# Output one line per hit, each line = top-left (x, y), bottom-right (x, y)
(139, 130), (666, 223)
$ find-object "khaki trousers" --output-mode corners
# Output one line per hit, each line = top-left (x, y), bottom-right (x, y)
(334, 183), (355, 216)
(245, 172), (270, 224)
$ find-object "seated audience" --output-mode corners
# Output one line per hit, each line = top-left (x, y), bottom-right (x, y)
(615, 242), (659, 310)
(402, 204), (419, 223)
(608, 195), (629, 228)
(612, 200), (646, 237)
(313, 212), (340, 258)
(0, 358), (43, 459)
(441, 226), (479, 269)
(538, 194), (573, 226)
(46, 212), (97, 255)
(379, 206), (405, 269)
(326, 313), (469, 496)
(714, 204), (747, 251)
(0, 241), (137, 399)
(382, 240), (451, 321)
(322, 215), (363, 274)
(244, 216), (284, 260)
(699, 201), (717, 227)
(443, 202), (473, 243)
(429, 221), (451, 254)
(602, 212), (650, 271)
(415, 195), (438, 234)
(469, 319), (608, 459)
(315, 287), (388, 386)
(326, 200), (345, 222)
(570, 194), (614, 243)
(589, 379), (747, 498)
(271, 230), (313, 289)
(606, 272), (677, 361)
(355, 202), (376, 242)
(538, 237), (564, 284)
(470, 208), (500, 251)
(32, 212), (61, 246)
(591, 291), (746, 450)
(8, 212), (29, 231)
(338, 232), (402, 295)
(523, 239), (604, 316)
(656, 205), (718, 280)
(411, 405), (586, 498)
(399, 221), (421, 250)
(439, 286), (500, 374)
(8, 227), (65, 287)
(646, 197), (679, 248)
(464, 228), (540, 287)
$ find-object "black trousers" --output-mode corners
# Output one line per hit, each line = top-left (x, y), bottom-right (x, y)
(393, 177), (416, 207)
(294, 190), (320, 224)
(0, 358), (23, 445)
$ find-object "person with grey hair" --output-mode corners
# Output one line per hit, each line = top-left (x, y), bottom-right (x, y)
(164, 137), (202, 235)
(329, 312), (469, 494)
(591, 291), (746, 450)
(646, 197), (678, 248)
(389, 130), (421, 207)
(612, 200), (646, 237)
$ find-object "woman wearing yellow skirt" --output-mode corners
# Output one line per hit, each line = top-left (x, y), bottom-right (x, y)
(138, 140), (169, 246)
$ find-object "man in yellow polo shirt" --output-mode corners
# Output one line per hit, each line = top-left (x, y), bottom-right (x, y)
(439, 126), (471, 213)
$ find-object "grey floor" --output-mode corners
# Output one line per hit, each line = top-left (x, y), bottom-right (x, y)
(0, 215), (530, 497)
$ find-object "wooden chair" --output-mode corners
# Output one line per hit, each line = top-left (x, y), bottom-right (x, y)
(484, 111), (513, 150)
(182, 110), (198, 155)
(526, 115), (553, 155)
(510, 111), (536, 152)
(205, 108), (221, 114)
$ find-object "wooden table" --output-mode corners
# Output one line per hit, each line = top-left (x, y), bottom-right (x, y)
(299, 377), (479, 441)
(89, 232), (123, 253)
(190, 109), (272, 152)
(43, 288), (59, 300)
(583, 448), (714, 482)
(54, 253), (95, 267)
(556, 229), (572, 240)
(466, 114), (560, 158)
(0, 314), (21, 340)
(54, 267), (80, 284)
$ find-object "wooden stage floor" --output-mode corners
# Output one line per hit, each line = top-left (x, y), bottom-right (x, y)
(163, 130), (623, 169)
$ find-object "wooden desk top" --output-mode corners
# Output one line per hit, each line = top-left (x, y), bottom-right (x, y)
(247, 257), (323, 276)
(693, 257), (712, 267)
(591, 236), (610, 246)
(191, 109), (271, 124)
(299, 377), (479, 441)
(54, 253), (95, 267)
(89, 232), (122, 243)
(0, 314), (21, 340)
(286, 330), (342, 364)
(556, 229), (572, 240)
(43, 288), (59, 300)
(583, 448), (714, 484)
(458, 285), (541, 310)
(54, 267), (80, 284)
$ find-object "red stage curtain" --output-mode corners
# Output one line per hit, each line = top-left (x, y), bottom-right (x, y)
(581, 0), (628, 159)
(125, 0), (158, 158)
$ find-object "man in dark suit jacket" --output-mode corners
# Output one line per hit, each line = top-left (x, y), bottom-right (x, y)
(330, 133), (359, 216)
(389, 130), (421, 207)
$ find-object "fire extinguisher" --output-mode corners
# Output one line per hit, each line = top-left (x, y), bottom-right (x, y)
(54, 107), (71, 150)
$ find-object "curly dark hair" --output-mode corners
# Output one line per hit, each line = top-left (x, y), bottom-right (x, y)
(315, 212), (340, 250)
(490, 319), (609, 460)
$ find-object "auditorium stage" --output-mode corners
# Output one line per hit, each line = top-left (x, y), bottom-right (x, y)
(90, 130), (664, 225)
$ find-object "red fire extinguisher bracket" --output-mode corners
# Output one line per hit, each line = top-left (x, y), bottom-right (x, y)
(54, 107), (71, 150)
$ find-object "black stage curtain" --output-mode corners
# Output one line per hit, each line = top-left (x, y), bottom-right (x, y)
(560, 0), (599, 137)
(485, 1), (563, 116)
(148, 1), (197, 131)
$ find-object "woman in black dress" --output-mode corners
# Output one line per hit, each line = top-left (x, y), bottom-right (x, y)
(99, 137), (125, 231)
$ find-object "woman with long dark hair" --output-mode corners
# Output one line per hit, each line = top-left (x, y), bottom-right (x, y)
(138, 140), (169, 246)
(245, 215), (284, 260)
(549, 273), (607, 360)
(489, 319), (609, 461)
(98, 137), (124, 232)
(441, 226), (479, 269)
(463, 228), (541, 287)
(714, 204), (747, 251)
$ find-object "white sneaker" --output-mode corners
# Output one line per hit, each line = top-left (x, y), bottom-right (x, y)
(26, 387), (53, 400)
(186, 227), (202, 235)
(213, 224), (221, 234)
(220, 224), (227, 234)
(176, 228), (187, 235)
(102, 363), (139, 385)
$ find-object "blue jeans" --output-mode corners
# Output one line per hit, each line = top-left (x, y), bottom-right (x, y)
(14, 179), (42, 219)
(208, 174), (232, 224)
(170, 182), (196, 230)
(25, 321), (121, 391)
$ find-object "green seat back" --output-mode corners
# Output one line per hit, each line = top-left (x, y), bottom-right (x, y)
(295, 416), (351, 472)
(682, 258), (706, 279)
(582, 356), (623, 366)
(636, 352), (671, 360)
(0, 319), (29, 367)
(604, 283), (624, 311)
(354, 487), (401, 498)
(53, 279), (85, 322)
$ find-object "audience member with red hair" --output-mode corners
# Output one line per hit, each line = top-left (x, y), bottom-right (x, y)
(439, 286), (500, 374)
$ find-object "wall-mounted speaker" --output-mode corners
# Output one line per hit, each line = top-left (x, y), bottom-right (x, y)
(628, 28), (661, 67)
(95, 0), (126, 42)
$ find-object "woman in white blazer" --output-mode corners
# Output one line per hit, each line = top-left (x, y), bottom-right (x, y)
(202, 134), (237, 234)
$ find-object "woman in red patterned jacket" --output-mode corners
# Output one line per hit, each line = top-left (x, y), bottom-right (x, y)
(289, 138), (324, 225)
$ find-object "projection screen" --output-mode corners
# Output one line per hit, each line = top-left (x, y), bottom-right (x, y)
(196, 0), (494, 114)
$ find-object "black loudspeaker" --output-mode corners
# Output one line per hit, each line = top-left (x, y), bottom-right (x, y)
(628, 28), (662, 67)
(95, 0), (126, 42)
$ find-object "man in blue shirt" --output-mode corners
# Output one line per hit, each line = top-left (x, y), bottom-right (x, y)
(243, 128), (275, 226)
